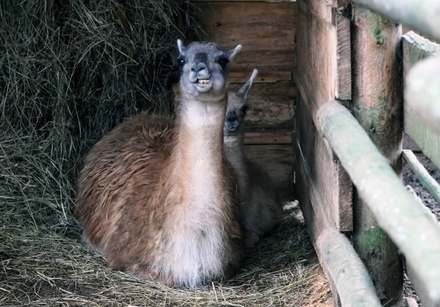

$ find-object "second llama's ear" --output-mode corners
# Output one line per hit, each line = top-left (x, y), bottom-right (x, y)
(225, 44), (243, 62)
(177, 39), (186, 55)
(237, 69), (259, 100)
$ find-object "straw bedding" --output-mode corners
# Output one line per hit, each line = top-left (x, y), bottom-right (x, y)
(0, 1), (332, 306)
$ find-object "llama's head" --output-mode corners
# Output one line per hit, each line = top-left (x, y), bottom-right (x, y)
(177, 40), (242, 99)
(224, 69), (258, 137)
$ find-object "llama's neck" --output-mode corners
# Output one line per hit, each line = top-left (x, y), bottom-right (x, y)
(174, 94), (228, 207)
(224, 133), (246, 177)
(224, 132), (249, 201)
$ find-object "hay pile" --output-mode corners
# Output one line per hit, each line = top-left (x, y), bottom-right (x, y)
(0, 1), (331, 306)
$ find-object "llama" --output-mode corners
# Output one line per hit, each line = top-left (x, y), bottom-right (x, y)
(75, 40), (245, 287)
(224, 69), (284, 248)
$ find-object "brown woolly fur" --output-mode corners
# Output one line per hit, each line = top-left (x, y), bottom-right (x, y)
(76, 41), (245, 287)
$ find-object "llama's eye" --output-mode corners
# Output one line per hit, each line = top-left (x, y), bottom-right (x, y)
(217, 56), (229, 69)
(177, 56), (185, 66)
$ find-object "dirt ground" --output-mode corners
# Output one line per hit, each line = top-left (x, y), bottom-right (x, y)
(403, 153), (440, 222)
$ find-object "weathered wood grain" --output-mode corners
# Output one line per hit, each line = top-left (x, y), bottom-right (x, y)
(194, 1), (296, 73)
(335, 11), (351, 100)
(244, 144), (294, 201)
(295, 97), (353, 239)
(402, 32), (440, 169)
(244, 130), (292, 145)
(351, 6), (404, 303)
(230, 81), (295, 129)
(318, 101), (440, 306)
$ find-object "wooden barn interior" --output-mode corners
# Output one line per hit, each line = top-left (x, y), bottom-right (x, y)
(193, 0), (440, 306)
(195, 0), (297, 201)
(1, 0), (439, 305)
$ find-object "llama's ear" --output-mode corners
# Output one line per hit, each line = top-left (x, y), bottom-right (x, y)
(177, 39), (186, 55)
(225, 44), (242, 62)
(237, 69), (258, 101)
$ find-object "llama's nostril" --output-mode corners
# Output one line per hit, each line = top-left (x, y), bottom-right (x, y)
(191, 62), (208, 75)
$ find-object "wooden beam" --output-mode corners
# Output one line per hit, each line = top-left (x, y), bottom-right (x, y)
(244, 130), (292, 145)
(351, 0), (440, 42)
(195, 1), (296, 73)
(295, 97), (353, 236)
(335, 9), (351, 101)
(351, 6), (403, 303)
(316, 229), (381, 307)
(230, 71), (292, 84)
(406, 56), (440, 135)
(318, 101), (440, 306)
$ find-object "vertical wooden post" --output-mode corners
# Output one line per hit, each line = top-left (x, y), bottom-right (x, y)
(351, 5), (404, 304)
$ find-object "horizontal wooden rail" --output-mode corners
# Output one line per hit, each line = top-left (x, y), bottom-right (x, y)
(406, 55), (440, 135)
(351, 0), (440, 42)
(317, 101), (440, 305)
(403, 149), (440, 205)
(316, 229), (381, 306)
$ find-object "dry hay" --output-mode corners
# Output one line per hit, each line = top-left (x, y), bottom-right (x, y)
(0, 1), (331, 306)
(1, 208), (331, 306)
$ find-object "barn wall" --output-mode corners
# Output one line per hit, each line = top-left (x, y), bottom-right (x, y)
(194, 0), (297, 200)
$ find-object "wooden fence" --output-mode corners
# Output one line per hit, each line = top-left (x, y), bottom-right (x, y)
(294, 0), (440, 306)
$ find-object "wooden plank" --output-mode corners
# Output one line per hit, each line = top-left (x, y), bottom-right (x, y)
(294, 7), (353, 305)
(244, 144), (294, 201)
(294, 0), (353, 243)
(335, 11), (351, 100)
(200, 23), (295, 51)
(405, 57), (440, 167)
(318, 101), (440, 306)
(229, 81), (295, 129)
(229, 49), (295, 73)
(404, 113), (440, 169)
(195, 1), (296, 73)
(196, 2), (295, 26)
(229, 71), (292, 84)
(316, 229), (381, 307)
(402, 32), (440, 168)
(294, 0), (337, 109)
(402, 31), (440, 73)
(244, 130), (292, 145)
(295, 97), (353, 238)
(351, 6), (403, 303)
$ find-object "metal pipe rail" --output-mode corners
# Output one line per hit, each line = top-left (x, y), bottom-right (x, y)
(317, 101), (440, 304)
(316, 229), (381, 307)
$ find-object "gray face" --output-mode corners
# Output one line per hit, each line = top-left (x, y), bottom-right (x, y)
(224, 95), (248, 137)
(223, 69), (258, 137)
(177, 40), (241, 98)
